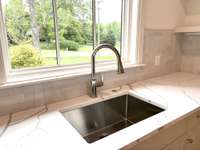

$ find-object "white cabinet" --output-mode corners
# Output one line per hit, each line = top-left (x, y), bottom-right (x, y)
(162, 135), (185, 150)
(164, 124), (200, 150)
(123, 109), (200, 150)
(123, 119), (187, 150)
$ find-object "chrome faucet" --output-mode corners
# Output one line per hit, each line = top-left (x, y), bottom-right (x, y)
(89, 44), (124, 98)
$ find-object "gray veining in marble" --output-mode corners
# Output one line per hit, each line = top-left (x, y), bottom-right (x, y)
(0, 72), (200, 150)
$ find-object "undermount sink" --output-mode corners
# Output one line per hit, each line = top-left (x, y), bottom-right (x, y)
(61, 95), (164, 143)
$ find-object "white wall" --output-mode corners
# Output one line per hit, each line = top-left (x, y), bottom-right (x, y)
(143, 0), (200, 28)
(181, 0), (200, 26)
(184, 15), (200, 26)
(143, 0), (185, 29)
(179, 0), (200, 74)
(181, 0), (200, 15)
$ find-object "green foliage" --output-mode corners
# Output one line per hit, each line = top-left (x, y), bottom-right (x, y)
(57, 0), (92, 44)
(5, 0), (31, 44)
(99, 22), (120, 46)
(40, 42), (55, 50)
(101, 30), (116, 46)
(4, 0), (120, 47)
(40, 40), (80, 51)
(10, 44), (44, 69)
(63, 20), (83, 43)
(107, 22), (121, 41)
(3, 0), (121, 68)
(37, 1), (57, 43)
(4, 0), (93, 46)
(60, 40), (80, 51)
(81, 22), (93, 44)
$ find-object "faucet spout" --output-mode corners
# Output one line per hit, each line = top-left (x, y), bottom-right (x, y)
(89, 44), (124, 98)
(91, 44), (124, 79)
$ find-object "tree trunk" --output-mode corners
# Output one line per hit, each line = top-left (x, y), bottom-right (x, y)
(27, 0), (40, 51)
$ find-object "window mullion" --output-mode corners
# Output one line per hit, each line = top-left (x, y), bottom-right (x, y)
(52, 0), (61, 65)
(120, 0), (125, 55)
(92, 0), (96, 49)
(128, 0), (140, 64)
(121, 0), (129, 62)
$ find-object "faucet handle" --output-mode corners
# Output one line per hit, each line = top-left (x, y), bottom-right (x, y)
(96, 74), (104, 87)
(100, 74), (103, 82)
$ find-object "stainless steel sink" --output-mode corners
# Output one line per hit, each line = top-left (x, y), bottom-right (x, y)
(61, 95), (164, 143)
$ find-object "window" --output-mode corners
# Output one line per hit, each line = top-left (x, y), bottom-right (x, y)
(0, 0), (125, 70)
(0, 0), (141, 83)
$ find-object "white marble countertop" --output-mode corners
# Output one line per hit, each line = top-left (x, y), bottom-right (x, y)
(0, 72), (200, 150)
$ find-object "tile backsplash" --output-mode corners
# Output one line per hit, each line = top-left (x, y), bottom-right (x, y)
(0, 29), (180, 116)
(143, 29), (181, 67)
(180, 34), (200, 74)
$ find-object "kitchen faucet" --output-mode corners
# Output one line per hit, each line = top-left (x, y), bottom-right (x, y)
(89, 44), (124, 98)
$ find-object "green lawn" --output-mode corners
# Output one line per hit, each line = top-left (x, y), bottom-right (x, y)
(10, 43), (118, 68)
(45, 56), (115, 65)
(40, 43), (93, 52)
(41, 44), (117, 65)
(79, 45), (93, 51)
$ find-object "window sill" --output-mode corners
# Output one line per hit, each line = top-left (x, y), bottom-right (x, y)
(0, 62), (146, 89)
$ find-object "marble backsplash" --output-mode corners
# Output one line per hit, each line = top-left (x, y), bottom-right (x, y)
(143, 29), (181, 66)
(180, 34), (200, 74)
(0, 29), (180, 116)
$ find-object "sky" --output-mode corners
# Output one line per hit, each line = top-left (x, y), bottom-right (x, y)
(97, 0), (122, 23)
(1, 0), (7, 5)
(1, 0), (122, 23)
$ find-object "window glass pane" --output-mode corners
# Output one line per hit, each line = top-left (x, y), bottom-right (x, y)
(2, 0), (124, 69)
(95, 0), (122, 61)
(2, 0), (57, 69)
(57, 0), (93, 65)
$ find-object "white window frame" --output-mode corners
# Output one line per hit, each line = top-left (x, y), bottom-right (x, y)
(0, 1), (10, 83)
(0, 0), (143, 84)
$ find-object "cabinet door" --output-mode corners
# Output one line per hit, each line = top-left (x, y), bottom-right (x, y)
(162, 135), (185, 150)
(122, 119), (187, 150)
(182, 125), (200, 150)
(123, 110), (200, 150)
(163, 120), (200, 150)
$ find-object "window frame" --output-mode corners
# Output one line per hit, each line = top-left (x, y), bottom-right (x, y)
(0, 0), (143, 84)
(0, 1), (10, 83)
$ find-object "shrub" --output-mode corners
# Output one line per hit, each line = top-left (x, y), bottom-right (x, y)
(40, 42), (55, 50)
(10, 44), (44, 69)
(101, 30), (116, 46)
(63, 21), (83, 43)
(60, 40), (80, 51)
(40, 40), (80, 51)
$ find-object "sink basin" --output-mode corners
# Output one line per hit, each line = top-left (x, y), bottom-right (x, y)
(61, 95), (164, 143)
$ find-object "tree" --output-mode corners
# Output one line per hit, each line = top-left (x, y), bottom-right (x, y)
(63, 20), (83, 43)
(26, 0), (40, 50)
(36, 0), (55, 43)
(56, 0), (92, 45)
(101, 30), (116, 46)
(4, 0), (93, 48)
(99, 22), (121, 46)
(4, 0), (31, 44)
(107, 22), (121, 42)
